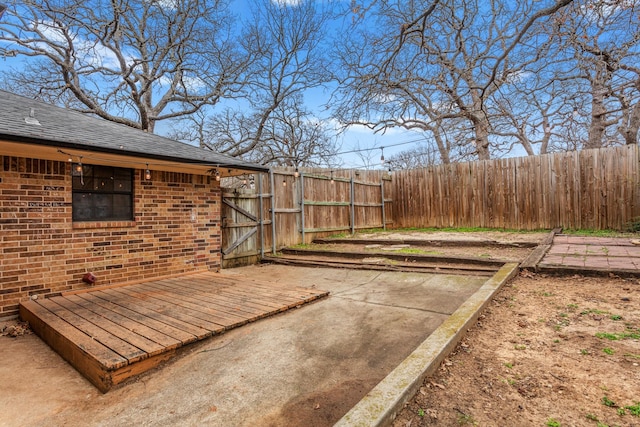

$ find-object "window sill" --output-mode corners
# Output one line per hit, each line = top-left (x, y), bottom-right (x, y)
(72, 221), (137, 230)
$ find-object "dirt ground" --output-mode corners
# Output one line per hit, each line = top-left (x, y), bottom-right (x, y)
(355, 230), (547, 245)
(392, 271), (640, 427)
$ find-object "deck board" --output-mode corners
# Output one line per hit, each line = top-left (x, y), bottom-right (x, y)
(64, 294), (179, 350)
(78, 290), (204, 343)
(107, 286), (229, 331)
(38, 298), (148, 365)
(20, 271), (329, 393)
(54, 296), (167, 356)
(204, 280), (310, 306)
(138, 281), (252, 322)
(161, 277), (290, 313)
(132, 282), (247, 328)
(95, 287), (213, 340)
(155, 279), (269, 318)
(210, 275), (324, 302)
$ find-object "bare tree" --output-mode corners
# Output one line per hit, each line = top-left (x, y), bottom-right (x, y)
(348, 140), (385, 170)
(384, 121), (479, 168)
(492, 68), (585, 155)
(333, 0), (575, 161)
(193, 96), (340, 167)
(0, 0), (248, 132)
(169, 0), (336, 165)
(544, 0), (640, 149)
(251, 99), (340, 167)
(386, 144), (441, 169)
(476, 0), (640, 155)
(616, 65), (640, 145)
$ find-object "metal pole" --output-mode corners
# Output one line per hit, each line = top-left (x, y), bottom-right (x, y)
(258, 173), (264, 258)
(300, 172), (305, 244)
(269, 169), (277, 254)
(381, 178), (386, 230)
(350, 175), (355, 235)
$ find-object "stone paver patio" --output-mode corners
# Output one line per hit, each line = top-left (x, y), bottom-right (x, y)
(540, 235), (640, 272)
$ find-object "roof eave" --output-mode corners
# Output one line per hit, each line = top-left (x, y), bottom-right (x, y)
(0, 132), (270, 173)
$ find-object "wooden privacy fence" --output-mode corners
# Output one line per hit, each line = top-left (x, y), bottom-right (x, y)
(269, 168), (392, 245)
(221, 168), (392, 266)
(297, 171), (391, 241)
(221, 145), (639, 266)
(392, 145), (640, 231)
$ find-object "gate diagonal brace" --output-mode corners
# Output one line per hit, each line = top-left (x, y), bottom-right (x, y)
(222, 227), (258, 256)
(222, 198), (258, 222)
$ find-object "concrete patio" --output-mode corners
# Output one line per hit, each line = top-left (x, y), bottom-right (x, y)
(1, 264), (494, 427)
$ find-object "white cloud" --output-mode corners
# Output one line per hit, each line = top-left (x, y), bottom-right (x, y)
(146, 0), (180, 11)
(581, 0), (639, 22)
(30, 20), (125, 69)
(271, 0), (303, 6)
(157, 74), (208, 91)
(504, 70), (534, 84)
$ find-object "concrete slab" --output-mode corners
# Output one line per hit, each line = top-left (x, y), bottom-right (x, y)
(1, 265), (488, 427)
(335, 272), (482, 314)
(335, 263), (519, 427)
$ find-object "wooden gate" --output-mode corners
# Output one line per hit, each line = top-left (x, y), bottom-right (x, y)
(221, 187), (263, 268)
(220, 168), (392, 265)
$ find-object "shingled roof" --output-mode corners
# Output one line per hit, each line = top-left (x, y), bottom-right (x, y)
(0, 90), (268, 173)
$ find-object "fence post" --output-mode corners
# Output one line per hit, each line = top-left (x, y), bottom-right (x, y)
(350, 175), (355, 235)
(300, 172), (305, 244)
(258, 173), (264, 258)
(381, 178), (386, 230)
(269, 169), (277, 254)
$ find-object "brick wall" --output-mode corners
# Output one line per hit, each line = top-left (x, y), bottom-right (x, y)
(0, 156), (221, 318)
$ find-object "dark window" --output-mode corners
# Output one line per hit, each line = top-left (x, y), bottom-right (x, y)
(72, 165), (133, 221)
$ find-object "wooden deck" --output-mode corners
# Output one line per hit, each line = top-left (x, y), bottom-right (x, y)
(19, 272), (329, 393)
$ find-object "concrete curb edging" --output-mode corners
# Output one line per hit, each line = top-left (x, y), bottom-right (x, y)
(520, 228), (560, 271)
(333, 262), (520, 427)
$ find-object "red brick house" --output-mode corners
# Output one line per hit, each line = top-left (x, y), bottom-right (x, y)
(0, 91), (268, 318)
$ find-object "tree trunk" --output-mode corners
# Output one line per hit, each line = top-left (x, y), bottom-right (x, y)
(474, 119), (491, 160)
(434, 132), (451, 164)
(619, 101), (640, 145)
(586, 62), (609, 149)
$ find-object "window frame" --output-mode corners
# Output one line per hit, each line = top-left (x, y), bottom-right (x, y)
(71, 164), (134, 222)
